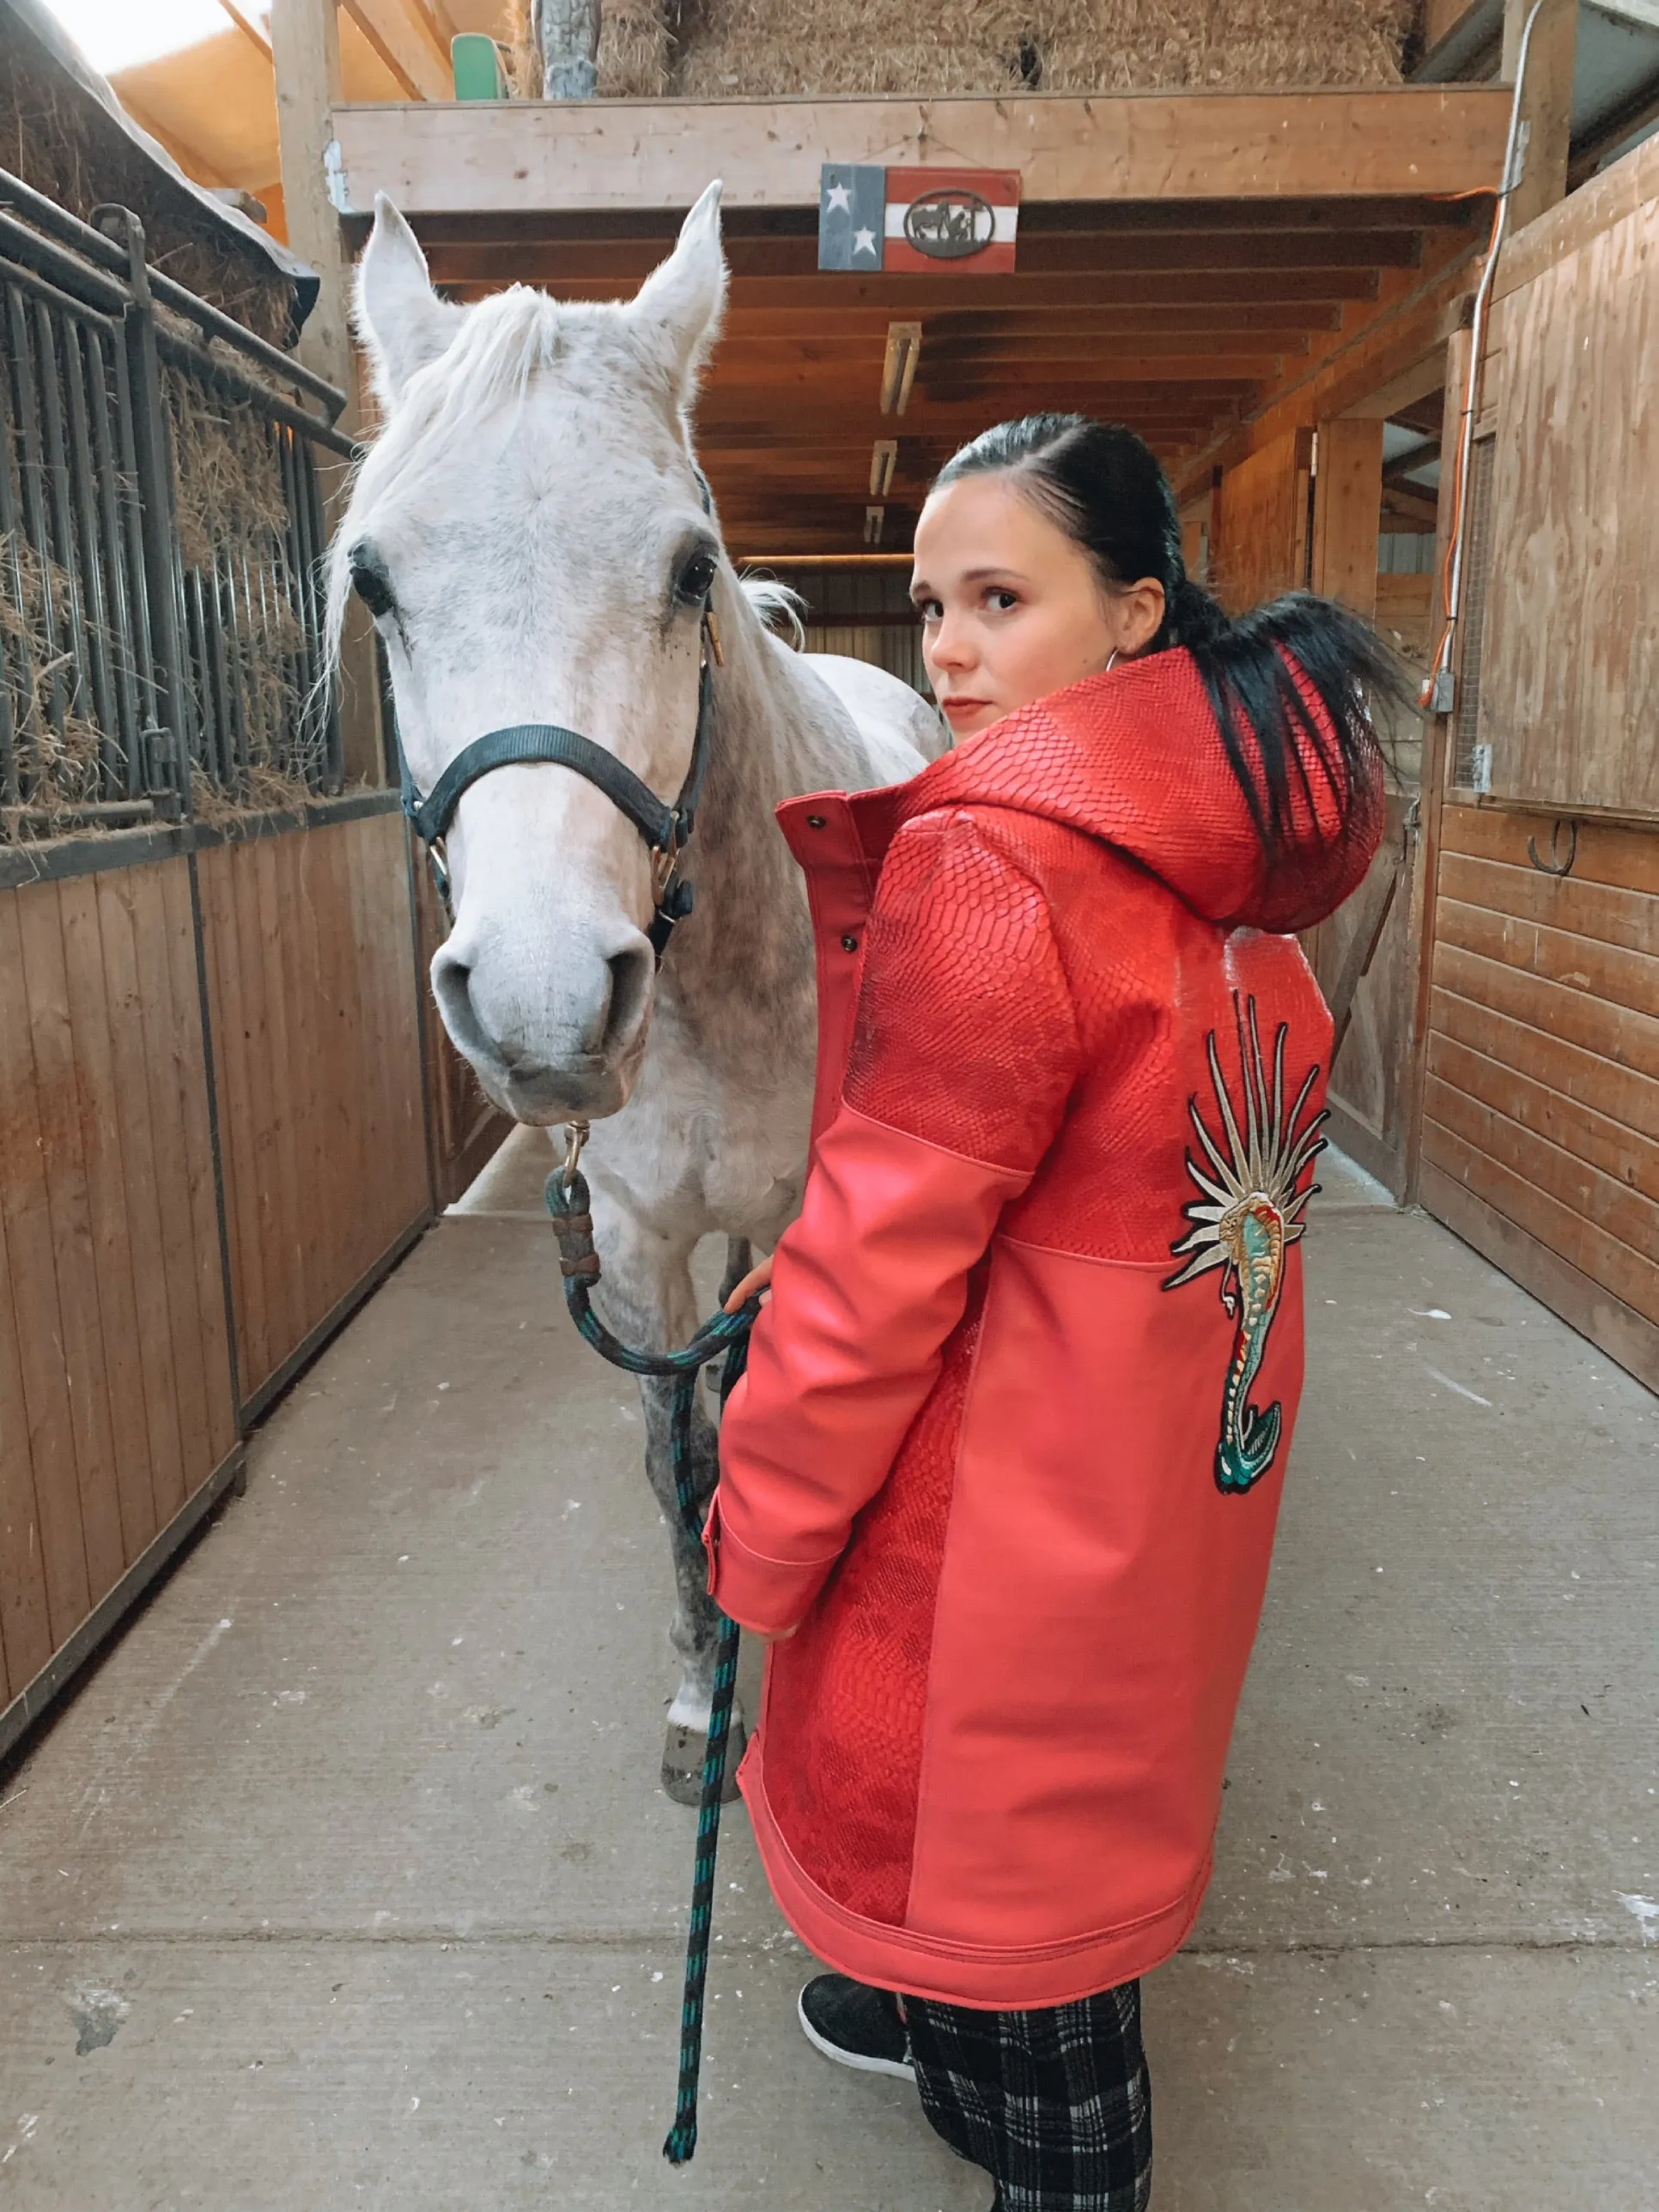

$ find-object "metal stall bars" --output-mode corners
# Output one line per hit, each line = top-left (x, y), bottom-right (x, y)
(0, 168), (350, 836)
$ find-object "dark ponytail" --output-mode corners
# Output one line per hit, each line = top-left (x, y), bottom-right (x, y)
(931, 414), (1404, 865)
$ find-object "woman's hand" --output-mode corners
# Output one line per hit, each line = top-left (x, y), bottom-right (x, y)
(724, 1253), (773, 1312)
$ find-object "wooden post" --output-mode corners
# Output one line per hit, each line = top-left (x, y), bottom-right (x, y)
(271, 0), (349, 398)
(534, 0), (599, 97)
(1209, 428), (1313, 615)
(1503, 0), (1577, 232)
(1310, 418), (1384, 618)
(1401, 328), (1469, 1207)
(270, 0), (384, 786)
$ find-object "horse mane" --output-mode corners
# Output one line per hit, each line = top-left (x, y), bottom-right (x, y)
(738, 576), (805, 649)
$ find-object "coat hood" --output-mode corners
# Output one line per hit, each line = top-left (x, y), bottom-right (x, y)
(888, 647), (1383, 937)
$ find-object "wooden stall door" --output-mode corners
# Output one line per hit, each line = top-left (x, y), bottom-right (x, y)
(1417, 147), (1659, 1393)
(198, 805), (436, 1421)
(410, 840), (514, 1211)
(0, 860), (240, 1744)
(1477, 180), (1659, 817)
(1304, 793), (1419, 1195)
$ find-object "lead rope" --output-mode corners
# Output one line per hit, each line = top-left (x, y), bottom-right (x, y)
(544, 1127), (760, 2168)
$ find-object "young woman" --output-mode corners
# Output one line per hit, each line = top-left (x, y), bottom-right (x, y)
(707, 415), (1397, 2211)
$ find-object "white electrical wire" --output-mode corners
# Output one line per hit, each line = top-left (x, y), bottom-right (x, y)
(1428, 0), (1546, 705)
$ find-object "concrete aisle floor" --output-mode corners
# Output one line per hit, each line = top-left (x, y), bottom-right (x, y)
(1, 1133), (1655, 2210)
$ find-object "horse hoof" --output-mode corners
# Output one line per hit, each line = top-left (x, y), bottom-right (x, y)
(660, 1717), (746, 1807)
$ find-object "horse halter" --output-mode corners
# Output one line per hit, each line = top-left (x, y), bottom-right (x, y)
(395, 474), (724, 966)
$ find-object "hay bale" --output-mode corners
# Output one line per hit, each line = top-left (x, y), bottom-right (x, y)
(598, 0), (672, 95)
(501, 0), (1410, 106)
(672, 0), (1411, 97)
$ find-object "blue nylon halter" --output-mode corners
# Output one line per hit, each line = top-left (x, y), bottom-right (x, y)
(395, 473), (720, 963)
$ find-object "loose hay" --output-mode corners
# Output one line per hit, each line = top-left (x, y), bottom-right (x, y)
(598, 0), (673, 97)
(0, 531), (108, 828)
(2, 40), (333, 837)
(0, 47), (293, 345)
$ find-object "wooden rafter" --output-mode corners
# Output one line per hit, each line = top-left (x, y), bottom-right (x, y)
(217, 0), (274, 57)
(118, 91), (232, 187)
(339, 0), (450, 101)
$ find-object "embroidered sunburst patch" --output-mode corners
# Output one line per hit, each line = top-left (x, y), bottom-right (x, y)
(1166, 994), (1328, 1494)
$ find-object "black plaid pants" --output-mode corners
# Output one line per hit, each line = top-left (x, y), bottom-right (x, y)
(902, 1980), (1152, 2212)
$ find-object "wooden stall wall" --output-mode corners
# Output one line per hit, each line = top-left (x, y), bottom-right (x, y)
(410, 848), (514, 1211)
(1477, 178), (1658, 817)
(0, 857), (240, 1737)
(1419, 807), (1658, 1390)
(1209, 427), (1312, 614)
(198, 805), (434, 1420)
(1415, 142), (1659, 1392)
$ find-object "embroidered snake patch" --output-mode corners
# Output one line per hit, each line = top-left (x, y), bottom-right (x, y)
(1166, 995), (1328, 1494)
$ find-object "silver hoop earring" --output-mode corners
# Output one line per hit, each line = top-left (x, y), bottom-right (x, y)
(1105, 649), (1121, 672)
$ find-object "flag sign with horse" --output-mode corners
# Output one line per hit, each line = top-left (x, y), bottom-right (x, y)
(818, 164), (1021, 272)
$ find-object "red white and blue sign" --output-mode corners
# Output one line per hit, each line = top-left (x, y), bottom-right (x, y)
(818, 166), (1021, 274)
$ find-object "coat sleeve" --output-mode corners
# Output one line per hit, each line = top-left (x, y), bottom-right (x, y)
(708, 807), (1080, 1637)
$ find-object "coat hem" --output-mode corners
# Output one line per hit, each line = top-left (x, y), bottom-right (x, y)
(738, 1739), (1212, 2009)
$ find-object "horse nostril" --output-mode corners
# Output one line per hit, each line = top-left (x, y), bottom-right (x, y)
(431, 948), (478, 1042)
(601, 944), (653, 1057)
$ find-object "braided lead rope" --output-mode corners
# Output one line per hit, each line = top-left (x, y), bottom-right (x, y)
(545, 1164), (758, 2168)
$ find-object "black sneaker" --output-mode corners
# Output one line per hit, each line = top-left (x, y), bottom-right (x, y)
(797, 1973), (914, 2079)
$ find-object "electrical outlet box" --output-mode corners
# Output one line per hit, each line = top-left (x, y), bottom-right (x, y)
(1472, 742), (1492, 795)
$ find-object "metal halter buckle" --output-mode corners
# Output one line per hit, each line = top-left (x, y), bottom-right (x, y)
(651, 825), (682, 902)
(562, 1116), (590, 1192)
(428, 837), (453, 909)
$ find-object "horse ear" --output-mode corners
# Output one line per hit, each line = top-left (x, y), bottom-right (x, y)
(355, 194), (463, 410)
(628, 180), (727, 406)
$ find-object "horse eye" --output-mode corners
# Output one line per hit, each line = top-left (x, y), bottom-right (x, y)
(349, 562), (395, 618)
(677, 550), (717, 605)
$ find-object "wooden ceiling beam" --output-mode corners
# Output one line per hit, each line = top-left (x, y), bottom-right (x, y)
(699, 427), (1224, 468)
(695, 407), (1254, 450)
(702, 325), (1316, 356)
(1170, 228), (1481, 501)
(398, 194), (1481, 250)
(433, 269), (1388, 310)
(697, 383), (1256, 420)
(415, 232), (1425, 285)
(708, 303), (1347, 338)
(704, 343), (1300, 381)
(328, 89), (1511, 216)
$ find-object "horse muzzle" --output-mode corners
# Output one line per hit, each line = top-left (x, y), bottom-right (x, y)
(430, 927), (654, 1126)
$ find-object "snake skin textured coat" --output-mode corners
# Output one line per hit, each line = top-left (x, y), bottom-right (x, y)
(707, 647), (1383, 2007)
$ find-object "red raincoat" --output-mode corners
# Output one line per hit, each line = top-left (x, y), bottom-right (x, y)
(706, 648), (1382, 2008)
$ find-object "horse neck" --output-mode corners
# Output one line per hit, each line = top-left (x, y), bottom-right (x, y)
(653, 586), (823, 1037)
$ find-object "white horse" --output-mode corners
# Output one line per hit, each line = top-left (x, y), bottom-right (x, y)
(332, 184), (944, 1797)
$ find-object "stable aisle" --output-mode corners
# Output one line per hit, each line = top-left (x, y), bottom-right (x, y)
(0, 1141), (1653, 2209)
